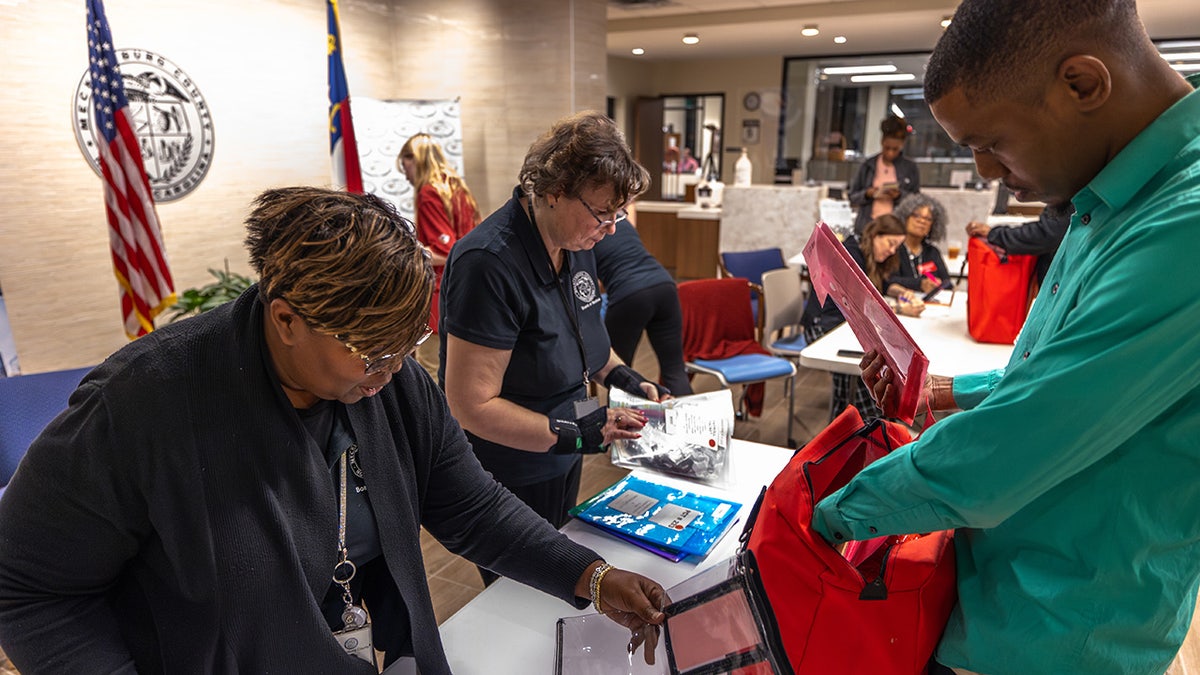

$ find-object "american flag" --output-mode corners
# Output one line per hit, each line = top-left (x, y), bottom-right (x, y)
(327, 0), (363, 193)
(86, 0), (175, 338)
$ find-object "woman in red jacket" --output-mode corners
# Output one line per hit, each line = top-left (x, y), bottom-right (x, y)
(398, 133), (481, 377)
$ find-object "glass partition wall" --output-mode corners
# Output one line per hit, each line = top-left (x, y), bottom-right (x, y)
(778, 41), (1200, 189)
(777, 52), (979, 189)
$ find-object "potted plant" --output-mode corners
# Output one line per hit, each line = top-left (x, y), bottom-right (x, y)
(165, 260), (255, 322)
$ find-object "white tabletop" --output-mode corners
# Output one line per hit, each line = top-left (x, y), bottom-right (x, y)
(438, 439), (795, 674)
(798, 295), (1013, 377)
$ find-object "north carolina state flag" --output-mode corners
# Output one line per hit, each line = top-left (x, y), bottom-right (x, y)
(327, 0), (362, 193)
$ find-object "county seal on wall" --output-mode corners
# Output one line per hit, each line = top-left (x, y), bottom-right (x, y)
(73, 48), (213, 202)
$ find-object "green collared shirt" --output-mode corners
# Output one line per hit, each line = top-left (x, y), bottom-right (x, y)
(813, 73), (1200, 675)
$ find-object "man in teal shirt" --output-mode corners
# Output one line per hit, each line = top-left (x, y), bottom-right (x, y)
(812, 1), (1200, 673)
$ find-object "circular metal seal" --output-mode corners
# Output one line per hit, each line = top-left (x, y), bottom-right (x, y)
(72, 48), (214, 203)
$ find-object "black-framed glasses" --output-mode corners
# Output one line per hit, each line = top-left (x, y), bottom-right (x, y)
(336, 325), (433, 375)
(578, 197), (628, 228)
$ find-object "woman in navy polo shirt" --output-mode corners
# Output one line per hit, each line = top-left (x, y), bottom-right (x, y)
(439, 111), (668, 585)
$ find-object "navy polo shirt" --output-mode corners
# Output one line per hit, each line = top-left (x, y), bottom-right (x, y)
(439, 187), (612, 486)
(592, 219), (675, 306)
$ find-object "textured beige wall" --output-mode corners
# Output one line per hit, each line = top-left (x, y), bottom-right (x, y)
(0, 0), (606, 374)
(388, 0), (607, 215)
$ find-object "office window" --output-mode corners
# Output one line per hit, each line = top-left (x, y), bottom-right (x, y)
(778, 40), (1199, 187)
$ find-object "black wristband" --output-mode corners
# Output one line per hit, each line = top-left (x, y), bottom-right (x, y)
(604, 364), (671, 399)
(548, 402), (608, 454)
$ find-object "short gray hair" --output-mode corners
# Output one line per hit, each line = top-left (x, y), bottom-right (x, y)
(893, 193), (948, 242)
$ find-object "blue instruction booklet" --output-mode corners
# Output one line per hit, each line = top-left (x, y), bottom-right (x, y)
(569, 475), (742, 557)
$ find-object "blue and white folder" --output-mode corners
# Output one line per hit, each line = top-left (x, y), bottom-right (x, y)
(570, 475), (741, 558)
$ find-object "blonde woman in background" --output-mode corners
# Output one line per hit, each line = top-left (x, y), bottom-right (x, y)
(398, 133), (481, 377)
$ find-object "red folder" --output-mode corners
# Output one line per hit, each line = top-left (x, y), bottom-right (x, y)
(802, 222), (929, 423)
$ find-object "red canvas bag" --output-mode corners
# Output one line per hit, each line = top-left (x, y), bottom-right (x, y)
(966, 237), (1038, 344)
(742, 406), (957, 674)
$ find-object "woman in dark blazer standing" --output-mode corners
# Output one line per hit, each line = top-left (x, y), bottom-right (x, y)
(848, 116), (921, 234)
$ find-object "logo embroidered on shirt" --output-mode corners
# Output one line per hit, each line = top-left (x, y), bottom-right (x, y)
(572, 271), (598, 304)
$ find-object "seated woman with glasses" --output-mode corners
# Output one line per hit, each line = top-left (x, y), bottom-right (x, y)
(887, 193), (954, 297)
(0, 187), (669, 674)
(439, 112), (669, 586)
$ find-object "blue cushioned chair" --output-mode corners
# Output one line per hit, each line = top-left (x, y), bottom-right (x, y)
(0, 366), (92, 499)
(678, 278), (798, 447)
(719, 247), (788, 340)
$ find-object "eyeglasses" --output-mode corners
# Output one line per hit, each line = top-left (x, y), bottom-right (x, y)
(337, 325), (433, 375)
(578, 197), (628, 228)
(909, 213), (934, 224)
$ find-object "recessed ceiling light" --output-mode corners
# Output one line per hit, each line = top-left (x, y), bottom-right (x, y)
(823, 64), (897, 75)
(940, 15), (953, 28)
(833, 36), (847, 44)
(631, 47), (645, 55)
(850, 73), (917, 83)
(801, 25), (819, 37)
(682, 33), (700, 45)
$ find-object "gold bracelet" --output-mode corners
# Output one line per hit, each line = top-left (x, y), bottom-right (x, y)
(930, 377), (956, 410)
(590, 562), (615, 613)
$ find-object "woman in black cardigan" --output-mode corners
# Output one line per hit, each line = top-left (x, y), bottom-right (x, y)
(848, 115), (922, 234)
(0, 187), (668, 675)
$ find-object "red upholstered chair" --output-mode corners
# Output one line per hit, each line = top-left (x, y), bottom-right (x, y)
(719, 247), (787, 342)
(678, 277), (798, 446)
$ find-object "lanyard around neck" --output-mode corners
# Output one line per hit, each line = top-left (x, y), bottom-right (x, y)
(526, 198), (591, 388)
(908, 246), (923, 278)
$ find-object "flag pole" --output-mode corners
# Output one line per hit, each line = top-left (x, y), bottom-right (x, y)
(85, 0), (176, 339)
(327, 0), (363, 193)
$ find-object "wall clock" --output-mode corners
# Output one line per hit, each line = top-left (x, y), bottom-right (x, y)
(743, 91), (761, 112)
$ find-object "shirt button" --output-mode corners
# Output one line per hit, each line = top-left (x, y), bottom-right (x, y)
(869, 526), (878, 534)
(834, 532), (844, 540)
(1023, 351), (1031, 359)
(1051, 283), (1059, 294)
(1081, 213), (1091, 225)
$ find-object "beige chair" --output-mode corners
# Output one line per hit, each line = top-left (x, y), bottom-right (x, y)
(759, 268), (812, 443)
(760, 267), (808, 358)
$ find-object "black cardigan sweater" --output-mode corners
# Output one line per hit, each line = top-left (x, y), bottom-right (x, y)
(0, 287), (598, 674)
(848, 152), (921, 234)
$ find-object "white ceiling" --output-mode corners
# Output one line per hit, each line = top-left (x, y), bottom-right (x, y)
(607, 0), (1200, 61)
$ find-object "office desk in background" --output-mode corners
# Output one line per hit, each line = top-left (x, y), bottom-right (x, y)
(799, 296), (1013, 377)
(438, 440), (795, 674)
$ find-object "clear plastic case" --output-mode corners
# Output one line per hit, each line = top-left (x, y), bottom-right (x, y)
(555, 557), (786, 675)
(608, 388), (734, 483)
